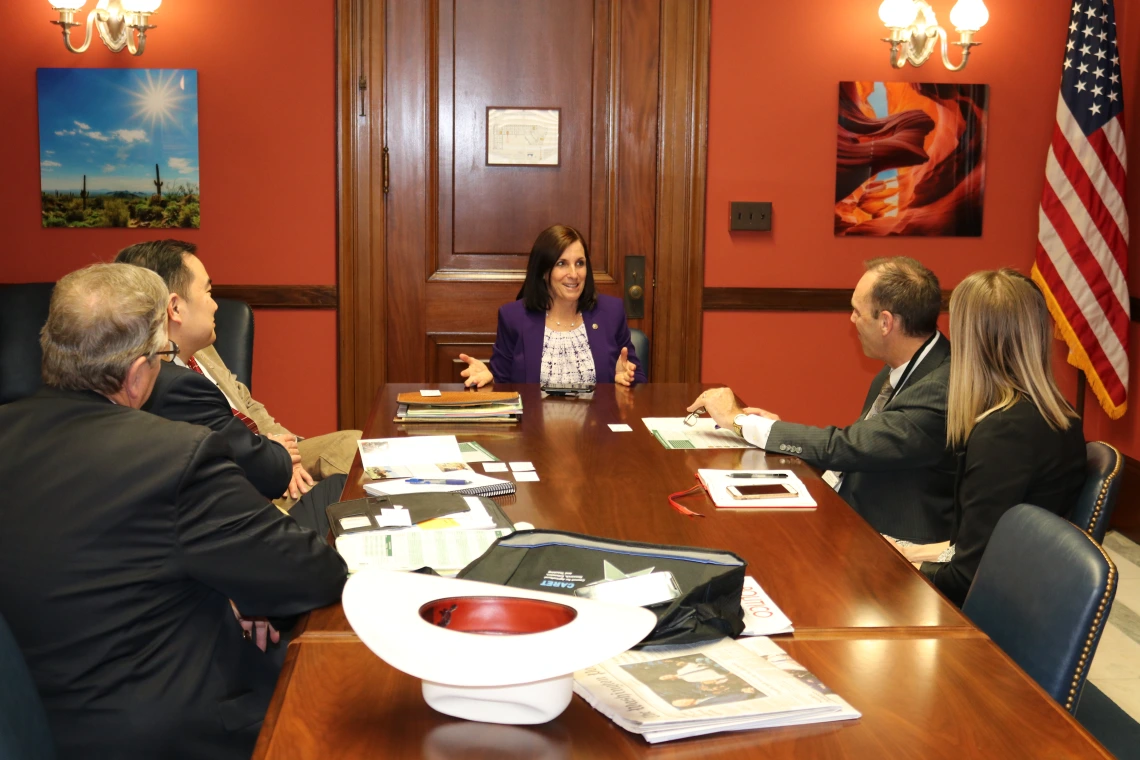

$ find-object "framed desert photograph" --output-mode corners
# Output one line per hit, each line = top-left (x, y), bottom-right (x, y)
(37, 68), (200, 229)
(835, 82), (988, 237)
(486, 107), (561, 166)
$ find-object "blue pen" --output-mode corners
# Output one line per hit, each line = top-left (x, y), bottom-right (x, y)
(405, 478), (472, 485)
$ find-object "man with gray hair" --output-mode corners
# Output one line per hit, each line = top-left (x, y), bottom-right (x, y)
(688, 257), (956, 543)
(0, 263), (346, 759)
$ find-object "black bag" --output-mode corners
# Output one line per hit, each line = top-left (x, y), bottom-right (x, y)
(456, 530), (746, 646)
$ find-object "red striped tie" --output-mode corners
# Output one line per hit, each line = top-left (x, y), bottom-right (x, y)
(186, 356), (261, 434)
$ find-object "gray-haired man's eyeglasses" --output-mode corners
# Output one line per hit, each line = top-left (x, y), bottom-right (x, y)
(151, 340), (179, 361)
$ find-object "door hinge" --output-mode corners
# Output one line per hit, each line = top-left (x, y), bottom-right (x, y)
(382, 146), (390, 194)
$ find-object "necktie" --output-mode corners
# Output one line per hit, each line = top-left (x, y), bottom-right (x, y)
(823, 377), (894, 491)
(186, 356), (261, 434)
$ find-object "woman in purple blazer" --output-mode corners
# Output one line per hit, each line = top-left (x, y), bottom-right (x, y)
(460, 225), (646, 387)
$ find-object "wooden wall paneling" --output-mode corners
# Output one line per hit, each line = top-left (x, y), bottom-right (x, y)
(701, 288), (953, 312)
(439, 0), (595, 272)
(653, 0), (710, 382)
(616, 0), (661, 330)
(336, 0), (387, 430)
(385, 0), (431, 382)
(426, 332), (496, 383)
(212, 285), (338, 309)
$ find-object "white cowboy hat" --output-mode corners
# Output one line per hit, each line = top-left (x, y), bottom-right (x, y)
(343, 568), (657, 724)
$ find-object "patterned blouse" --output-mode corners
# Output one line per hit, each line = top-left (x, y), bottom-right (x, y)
(540, 324), (596, 385)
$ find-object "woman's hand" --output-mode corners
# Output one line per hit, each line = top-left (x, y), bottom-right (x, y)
(615, 347), (637, 386)
(459, 354), (494, 388)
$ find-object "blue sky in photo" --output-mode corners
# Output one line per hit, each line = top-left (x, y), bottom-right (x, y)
(37, 68), (199, 194)
(867, 82), (899, 184)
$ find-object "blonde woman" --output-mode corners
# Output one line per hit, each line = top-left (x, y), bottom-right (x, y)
(914, 269), (1086, 606)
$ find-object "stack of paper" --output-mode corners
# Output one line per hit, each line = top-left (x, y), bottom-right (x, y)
(574, 637), (859, 743)
(395, 391), (523, 423)
(357, 435), (473, 480)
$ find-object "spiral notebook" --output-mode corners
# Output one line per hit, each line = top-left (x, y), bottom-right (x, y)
(364, 472), (516, 499)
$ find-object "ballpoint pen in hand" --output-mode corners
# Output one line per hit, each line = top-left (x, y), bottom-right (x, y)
(405, 478), (473, 485)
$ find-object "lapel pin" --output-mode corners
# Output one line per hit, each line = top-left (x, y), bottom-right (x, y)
(592, 323), (598, 329)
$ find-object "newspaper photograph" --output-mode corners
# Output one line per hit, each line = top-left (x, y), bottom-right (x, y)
(574, 637), (859, 743)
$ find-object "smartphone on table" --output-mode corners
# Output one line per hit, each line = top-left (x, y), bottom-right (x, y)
(727, 483), (798, 500)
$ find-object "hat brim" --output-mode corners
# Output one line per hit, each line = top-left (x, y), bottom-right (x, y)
(343, 568), (658, 687)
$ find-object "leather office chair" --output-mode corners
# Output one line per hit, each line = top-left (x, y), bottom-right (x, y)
(213, 298), (255, 392)
(1069, 441), (1122, 543)
(962, 503), (1117, 714)
(0, 283), (54, 405)
(630, 328), (650, 381)
(0, 612), (55, 759)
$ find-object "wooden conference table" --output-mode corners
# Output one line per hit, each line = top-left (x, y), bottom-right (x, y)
(253, 383), (1110, 759)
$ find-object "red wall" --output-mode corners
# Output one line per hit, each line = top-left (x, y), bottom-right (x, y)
(0, 0), (338, 437)
(705, 0), (1140, 456)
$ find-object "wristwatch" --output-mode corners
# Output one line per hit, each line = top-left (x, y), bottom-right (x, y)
(732, 413), (746, 438)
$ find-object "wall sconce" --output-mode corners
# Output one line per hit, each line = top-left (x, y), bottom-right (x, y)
(48, 0), (161, 56)
(878, 0), (988, 71)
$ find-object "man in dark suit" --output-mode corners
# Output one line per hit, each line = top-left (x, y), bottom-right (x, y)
(144, 361), (294, 499)
(0, 263), (347, 759)
(689, 257), (956, 543)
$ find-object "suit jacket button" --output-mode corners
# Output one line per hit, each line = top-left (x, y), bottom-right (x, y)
(779, 444), (787, 451)
(796, 446), (803, 454)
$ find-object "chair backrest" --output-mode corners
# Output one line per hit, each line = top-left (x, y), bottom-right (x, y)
(213, 298), (255, 392)
(0, 612), (55, 759)
(1069, 441), (1122, 543)
(630, 328), (650, 381)
(962, 503), (1117, 714)
(0, 283), (54, 405)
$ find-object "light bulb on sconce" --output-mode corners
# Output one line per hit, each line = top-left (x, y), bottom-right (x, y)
(46, 0), (160, 56)
(879, 0), (988, 71)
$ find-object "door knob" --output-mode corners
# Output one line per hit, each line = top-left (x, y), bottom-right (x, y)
(628, 284), (644, 300)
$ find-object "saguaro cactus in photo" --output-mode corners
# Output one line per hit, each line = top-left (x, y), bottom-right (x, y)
(80, 175), (88, 210)
(153, 163), (164, 198)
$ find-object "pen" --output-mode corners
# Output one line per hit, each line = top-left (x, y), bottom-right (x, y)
(405, 478), (473, 485)
(727, 473), (788, 479)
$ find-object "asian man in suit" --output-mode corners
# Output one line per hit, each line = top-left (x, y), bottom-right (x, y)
(0, 263), (347, 759)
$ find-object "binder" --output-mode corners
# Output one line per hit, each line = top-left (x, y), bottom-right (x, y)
(364, 473), (517, 499)
(328, 492), (513, 540)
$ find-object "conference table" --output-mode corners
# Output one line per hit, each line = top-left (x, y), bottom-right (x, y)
(253, 383), (1111, 759)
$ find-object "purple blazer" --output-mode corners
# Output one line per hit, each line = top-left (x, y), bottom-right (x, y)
(488, 295), (647, 384)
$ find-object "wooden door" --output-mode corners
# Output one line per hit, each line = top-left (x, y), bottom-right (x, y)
(337, 0), (709, 429)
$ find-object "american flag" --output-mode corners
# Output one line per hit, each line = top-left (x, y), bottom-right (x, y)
(1031, 0), (1130, 419)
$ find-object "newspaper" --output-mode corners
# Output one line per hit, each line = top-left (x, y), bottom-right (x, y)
(740, 576), (794, 636)
(573, 637), (859, 743)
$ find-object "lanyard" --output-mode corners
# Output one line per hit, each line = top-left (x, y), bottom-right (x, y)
(887, 332), (938, 405)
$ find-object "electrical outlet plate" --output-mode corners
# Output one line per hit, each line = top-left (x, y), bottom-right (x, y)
(730, 202), (772, 231)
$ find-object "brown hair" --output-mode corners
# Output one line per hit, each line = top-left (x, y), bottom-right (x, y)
(946, 268), (1077, 447)
(864, 257), (941, 337)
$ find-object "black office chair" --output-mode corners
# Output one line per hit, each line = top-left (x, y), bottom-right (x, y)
(630, 328), (650, 381)
(962, 504), (1117, 714)
(0, 612), (55, 759)
(1069, 441), (1122, 543)
(0, 283), (54, 405)
(213, 298), (255, 392)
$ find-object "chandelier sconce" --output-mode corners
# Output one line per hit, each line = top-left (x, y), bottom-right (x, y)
(47, 0), (161, 56)
(878, 0), (989, 71)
